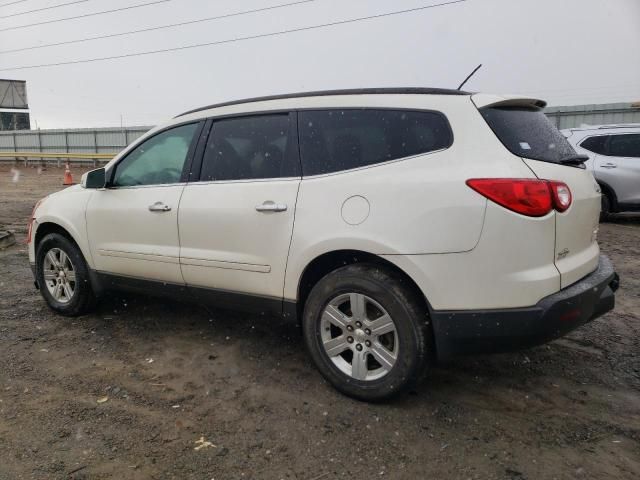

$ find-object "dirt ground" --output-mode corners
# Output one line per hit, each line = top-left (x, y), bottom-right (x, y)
(0, 164), (638, 480)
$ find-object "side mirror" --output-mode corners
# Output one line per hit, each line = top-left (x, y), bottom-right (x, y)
(81, 167), (106, 189)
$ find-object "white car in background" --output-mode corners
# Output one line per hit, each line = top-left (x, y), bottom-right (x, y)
(562, 124), (640, 217)
(27, 88), (618, 401)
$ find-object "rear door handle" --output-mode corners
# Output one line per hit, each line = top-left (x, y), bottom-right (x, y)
(148, 201), (171, 212)
(255, 201), (287, 212)
(601, 163), (617, 169)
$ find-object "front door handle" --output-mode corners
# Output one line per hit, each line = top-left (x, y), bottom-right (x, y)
(148, 201), (171, 212)
(255, 201), (287, 213)
(601, 163), (617, 169)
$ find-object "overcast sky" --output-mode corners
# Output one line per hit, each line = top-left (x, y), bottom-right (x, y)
(1, 0), (639, 129)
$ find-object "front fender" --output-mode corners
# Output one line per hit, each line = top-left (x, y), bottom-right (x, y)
(33, 188), (95, 269)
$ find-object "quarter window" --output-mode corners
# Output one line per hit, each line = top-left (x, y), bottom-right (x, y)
(608, 134), (640, 158)
(298, 109), (452, 176)
(112, 123), (198, 187)
(580, 135), (608, 155)
(200, 114), (298, 181)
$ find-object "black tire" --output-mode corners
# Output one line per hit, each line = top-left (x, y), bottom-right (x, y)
(36, 233), (96, 316)
(302, 263), (431, 402)
(600, 193), (611, 222)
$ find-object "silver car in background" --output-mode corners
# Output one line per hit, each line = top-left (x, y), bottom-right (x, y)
(563, 124), (640, 217)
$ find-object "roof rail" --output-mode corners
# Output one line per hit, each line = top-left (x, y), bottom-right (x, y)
(175, 87), (471, 118)
(596, 123), (640, 129)
(568, 123), (640, 131)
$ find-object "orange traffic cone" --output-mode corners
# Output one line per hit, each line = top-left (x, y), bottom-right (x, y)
(63, 162), (73, 185)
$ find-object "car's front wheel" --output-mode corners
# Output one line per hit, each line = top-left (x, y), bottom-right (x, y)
(36, 233), (96, 316)
(302, 263), (431, 402)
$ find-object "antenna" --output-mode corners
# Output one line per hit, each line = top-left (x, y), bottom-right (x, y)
(457, 64), (482, 90)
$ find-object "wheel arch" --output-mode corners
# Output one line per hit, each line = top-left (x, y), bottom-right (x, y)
(34, 221), (95, 270)
(597, 180), (618, 212)
(296, 249), (430, 320)
(35, 221), (81, 253)
(36, 221), (70, 244)
(34, 221), (103, 295)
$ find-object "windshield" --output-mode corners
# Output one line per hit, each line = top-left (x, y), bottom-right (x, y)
(480, 106), (577, 163)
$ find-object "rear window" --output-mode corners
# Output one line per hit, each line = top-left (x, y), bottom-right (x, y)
(298, 109), (452, 176)
(480, 106), (576, 163)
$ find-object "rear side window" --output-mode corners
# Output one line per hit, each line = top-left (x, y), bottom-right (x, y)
(608, 134), (640, 158)
(480, 107), (576, 163)
(580, 135), (608, 155)
(200, 114), (299, 181)
(298, 109), (452, 176)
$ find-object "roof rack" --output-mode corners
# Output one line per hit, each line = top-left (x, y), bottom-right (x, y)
(175, 87), (471, 118)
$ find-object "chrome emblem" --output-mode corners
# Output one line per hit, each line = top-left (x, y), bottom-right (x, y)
(557, 248), (570, 260)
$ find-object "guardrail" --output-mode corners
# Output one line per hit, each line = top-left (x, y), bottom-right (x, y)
(0, 125), (150, 167)
(0, 152), (116, 167)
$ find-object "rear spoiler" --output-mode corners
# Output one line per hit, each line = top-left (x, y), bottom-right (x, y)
(471, 94), (547, 110)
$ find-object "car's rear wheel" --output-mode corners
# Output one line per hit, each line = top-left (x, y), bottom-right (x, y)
(36, 233), (96, 316)
(302, 263), (431, 401)
(600, 193), (612, 222)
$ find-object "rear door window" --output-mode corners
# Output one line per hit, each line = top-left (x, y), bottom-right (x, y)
(608, 134), (640, 158)
(480, 106), (576, 163)
(200, 114), (299, 181)
(298, 109), (452, 176)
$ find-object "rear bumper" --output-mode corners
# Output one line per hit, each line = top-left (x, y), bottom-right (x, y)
(431, 254), (618, 360)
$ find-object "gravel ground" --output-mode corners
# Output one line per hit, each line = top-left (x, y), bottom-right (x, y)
(0, 165), (639, 480)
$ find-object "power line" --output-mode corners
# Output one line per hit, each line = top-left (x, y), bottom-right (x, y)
(0, 0), (29, 8)
(0, 0), (317, 54)
(0, 0), (171, 32)
(0, 0), (89, 19)
(0, 0), (468, 72)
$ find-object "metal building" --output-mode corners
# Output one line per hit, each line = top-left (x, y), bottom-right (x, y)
(545, 102), (640, 129)
(0, 79), (30, 131)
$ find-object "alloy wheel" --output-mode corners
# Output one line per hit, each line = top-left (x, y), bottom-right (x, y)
(320, 293), (399, 381)
(42, 247), (76, 304)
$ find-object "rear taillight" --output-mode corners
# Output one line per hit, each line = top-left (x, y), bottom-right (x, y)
(466, 178), (572, 217)
(549, 181), (572, 212)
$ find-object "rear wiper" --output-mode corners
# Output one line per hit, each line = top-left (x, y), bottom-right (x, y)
(559, 154), (589, 166)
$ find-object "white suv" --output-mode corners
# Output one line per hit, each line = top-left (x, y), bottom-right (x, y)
(28, 88), (619, 401)
(562, 124), (640, 217)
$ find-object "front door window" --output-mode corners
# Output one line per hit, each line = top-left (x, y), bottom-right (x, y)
(112, 123), (198, 187)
